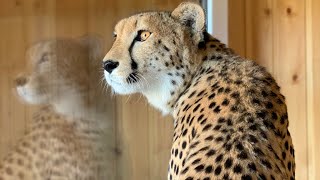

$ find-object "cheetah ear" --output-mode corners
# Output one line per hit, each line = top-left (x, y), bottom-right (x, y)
(171, 2), (205, 33)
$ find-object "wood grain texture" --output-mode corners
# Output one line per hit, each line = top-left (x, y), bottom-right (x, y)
(0, 0), (29, 160)
(245, 0), (274, 72)
(307, 0), (320, 179)
(0, 69), (26, 160)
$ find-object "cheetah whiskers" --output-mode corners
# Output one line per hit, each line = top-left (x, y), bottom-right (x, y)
(125, 94), (132, 104)
(137, 73), (150, 88)
(99, 68), (109, 92)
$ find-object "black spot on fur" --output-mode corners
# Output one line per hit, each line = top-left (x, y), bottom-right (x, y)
(236, 143), (244, 151)
(193, 104), (200, 112)
(214, 166), (222, 175)
(233, 164), (242, 174)
(197, 90), (205, 97)
(205, 135), (214, 141)
(248, 163), (257, 172)
(225, 87), (231, 94)
(237, 151), (248, 160)
(285, 141), (289, 150)
(205, 166), (213, 174)
(202, 124), (212, 132)
(215, 154), (223, 163)
(192, 158), (201, 165)
(254, 148), (265, 156)
(241, 175), (252, 180)
(208, 93), (216, 99)
(258, 174), (267, 180)
(194, 164), (204, 172)
(181, 167), (189, 174)
(206, 149), (216, 157)
(224, 158), (233, 169)
(261, 159), (272, 169)
(198, 41), (206, 49)
(213, 106), (221, 113)
(218, 118), (225, 123)
(213, 125), (221, 131)
(209, 102), (216, 108)
(182, 141), (187, 149)
(230, 92), (240, 99)
(287, 162), (292, 171)
(163, 45), (170, 52)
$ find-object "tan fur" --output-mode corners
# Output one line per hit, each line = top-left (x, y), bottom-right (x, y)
(0, 36), (115, 180)
(103, 2), (295, 180)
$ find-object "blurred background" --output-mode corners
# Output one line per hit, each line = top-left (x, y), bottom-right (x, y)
(0, 0), (319, 179)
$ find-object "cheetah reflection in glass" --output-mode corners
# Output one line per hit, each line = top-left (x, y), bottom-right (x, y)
(0, 36), (115, 180)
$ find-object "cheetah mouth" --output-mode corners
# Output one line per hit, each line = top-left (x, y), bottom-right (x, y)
(126, 72), (140, 84)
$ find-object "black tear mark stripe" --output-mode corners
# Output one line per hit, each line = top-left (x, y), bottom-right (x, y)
(129, 32), (139, 70)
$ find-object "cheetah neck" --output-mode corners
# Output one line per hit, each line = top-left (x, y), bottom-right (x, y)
(143, 48), (201, 115)
(142, 73), (191, 115)
(143, 33), (233, 116)
(166, 33), (233, 116)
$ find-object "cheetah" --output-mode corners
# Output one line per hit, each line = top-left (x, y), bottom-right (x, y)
(102, 2), (295, 180)
(0, 36), (115, 180)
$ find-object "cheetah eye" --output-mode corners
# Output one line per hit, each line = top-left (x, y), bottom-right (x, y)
(137, 30), (152, 42)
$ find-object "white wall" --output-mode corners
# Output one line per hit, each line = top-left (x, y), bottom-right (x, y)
(206, 0), (228, 45)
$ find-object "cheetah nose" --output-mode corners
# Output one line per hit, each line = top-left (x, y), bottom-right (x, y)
(15, 76), (28, 87)
(103, 60), (119, 74)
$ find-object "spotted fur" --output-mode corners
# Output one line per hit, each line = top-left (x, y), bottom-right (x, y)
(103, 2), (295, 180)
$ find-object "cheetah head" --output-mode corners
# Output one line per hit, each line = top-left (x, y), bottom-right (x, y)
(103, 2), (206, 114)
(15, 36), (103, 115)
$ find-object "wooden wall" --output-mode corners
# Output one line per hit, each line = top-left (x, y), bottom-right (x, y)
(229, 0), (320, 179)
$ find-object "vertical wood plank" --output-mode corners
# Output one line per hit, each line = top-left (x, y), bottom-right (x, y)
(272, 0), (307, 179)
(147, 110), (173, 179)
(116, 96), (153, 180)
(55, 0), (88, 37)
(0, 69), (26, 160)
(307, 0), (320, 179)
(245, 0), (274, 72)
(21, 0), (56, 44)
(0, 0), (29, 160)
(0, 0), (25, 68)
